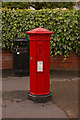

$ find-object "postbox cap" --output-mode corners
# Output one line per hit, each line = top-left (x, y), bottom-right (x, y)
(26, 27), (53, 34)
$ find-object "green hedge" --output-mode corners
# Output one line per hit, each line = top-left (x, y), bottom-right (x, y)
(2, 8), (80, 56)
(2, 2), (75, 10)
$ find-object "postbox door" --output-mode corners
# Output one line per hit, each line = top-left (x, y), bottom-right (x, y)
(36, 41), (50, 95)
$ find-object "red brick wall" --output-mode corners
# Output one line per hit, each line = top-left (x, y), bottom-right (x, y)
(50, 52), (80, 71)
(0, 50), (13, 69)
(0, 50), (80, 71)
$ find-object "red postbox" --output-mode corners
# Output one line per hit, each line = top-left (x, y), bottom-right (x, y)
(27, 27), (53, 102)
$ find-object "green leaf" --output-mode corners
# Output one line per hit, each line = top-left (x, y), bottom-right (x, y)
(2, 8), (80, 56)
(53, 43), (56, 46)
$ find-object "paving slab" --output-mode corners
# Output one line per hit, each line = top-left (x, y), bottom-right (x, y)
(2, 100), (69, 118)
(2, 76), (70, 119)
(2, 77), (30, 91)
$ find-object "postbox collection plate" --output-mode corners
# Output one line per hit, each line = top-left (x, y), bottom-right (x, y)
(37, 61), (43, 72)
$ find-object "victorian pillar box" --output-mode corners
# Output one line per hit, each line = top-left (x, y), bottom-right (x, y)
(27, 27), (53, 102)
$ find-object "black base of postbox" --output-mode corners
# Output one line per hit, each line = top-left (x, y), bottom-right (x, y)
(28, 92), (52, 103)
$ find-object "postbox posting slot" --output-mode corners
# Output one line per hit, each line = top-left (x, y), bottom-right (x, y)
(39, 43), (42, 54)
